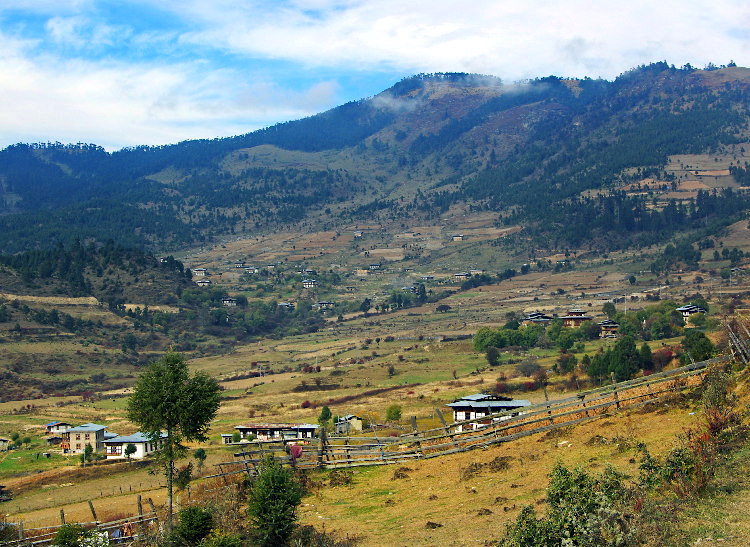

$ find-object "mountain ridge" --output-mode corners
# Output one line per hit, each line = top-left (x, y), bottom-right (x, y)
(0, 62), (749, 254)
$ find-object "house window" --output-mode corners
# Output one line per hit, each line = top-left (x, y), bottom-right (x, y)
(108, 445), (122, 455)
(85, 434), (90, 440)
(76, 444), (81, 450)
(75, 434), (81, 441)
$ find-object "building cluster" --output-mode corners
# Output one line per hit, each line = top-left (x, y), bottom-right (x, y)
(44, 421), (165, 460)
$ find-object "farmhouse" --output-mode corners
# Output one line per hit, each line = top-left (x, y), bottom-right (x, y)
(222, 297), (238, 307)
(104, 432), (167, 460)
(0, 438), (10, 451)
(369, 263), (382, 270)
(244, 267), (259, 274)
(401, 286), (417, 294)
(561, 309), (593, 328)
(454, 272), (471, 281)
(334, 415), (364, 435)
(62, 423), (115, 454)
(192, 268), (208, 277)
(353, 231), (363, 238)
(676, 304), (707, 321)
(452, 234), (465, 241)
(420, 275), (434, 281)
(234, 261), (245, 268)
(196, 279), (212, 287)
(521, 312), (553, 326)
(233, 423), (319, 442)
(45, 421), (72, 435)
(278, 302), (295, 310)
(447, 394), (531, 432)
(598, 319), (620, 338)
(314, 301), (335, 310)
(302, 279), (318, 289)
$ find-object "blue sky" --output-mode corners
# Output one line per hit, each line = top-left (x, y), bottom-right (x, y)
(0, 0), (748, 150)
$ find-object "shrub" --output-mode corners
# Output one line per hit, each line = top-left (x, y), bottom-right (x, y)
(173, 506), (213, 545)
(248, 456), (304, 547)
(200, 530), (243, 547)
(385, 404), (402, 422)
(500, 463), (634, 546)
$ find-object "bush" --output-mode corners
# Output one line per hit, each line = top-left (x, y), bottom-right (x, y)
(199, 530), (243, 547)
(500, 463), (634, 546)
(248, 456), (304, 547)
(174, 506), (214, 545)
(385, 404), (402, 422)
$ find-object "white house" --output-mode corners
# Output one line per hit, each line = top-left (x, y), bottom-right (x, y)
(193, 268), (208, 277)
(234, 423), (319, 442)
(334, 415), (364, 435)
(447, 394), (531, 432)
(103, 432), (167, 460)
(45, 421), (73, 435)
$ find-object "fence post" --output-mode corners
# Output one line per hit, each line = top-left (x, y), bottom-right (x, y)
(88, 500), (99, 524)
(435, 408), (458, 447)
(17, 521), (23, 540)
(137, 494), (145, 536)
(60, 509), (66, 525)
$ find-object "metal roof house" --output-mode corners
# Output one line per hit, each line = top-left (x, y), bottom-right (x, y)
(62, 423), (114, 454)
(233, 423), (319, 442)
(104, 432), (167, 460)
(447, 394), (531, 432)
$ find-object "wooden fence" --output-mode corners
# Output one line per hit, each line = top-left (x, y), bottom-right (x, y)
(219, 358), (725, 474)
(3, 495), (158, 546)
(5, 357), (726, 544)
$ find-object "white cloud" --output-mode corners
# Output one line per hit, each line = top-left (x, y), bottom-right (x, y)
(0, 30), (338, 149)
(0, 0), (748, 149)
(173, 0), (750, 80)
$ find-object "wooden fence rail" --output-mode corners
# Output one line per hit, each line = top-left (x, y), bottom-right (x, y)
(226, 357), (725, 471)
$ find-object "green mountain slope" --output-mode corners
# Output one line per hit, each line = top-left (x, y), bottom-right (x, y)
(0, 63), (749, 254)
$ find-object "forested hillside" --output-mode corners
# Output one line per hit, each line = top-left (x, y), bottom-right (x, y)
(0, 63), (748, 254)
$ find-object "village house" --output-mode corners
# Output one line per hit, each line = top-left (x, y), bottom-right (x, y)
(234, 261), (245, 268)
(345, 286), (357, 292)
(454, 272), (471, 281)
(369, 263), (382, 271)
(192, 268), (208, 277)
(447, 394), (531, 432)
(103, 432), (167, 460)
(561, 309), (593, 328)
(0, 438), (10, 451)
(45, 421), (72, 436)
(222, 297), (237, 307)
(62, 423), (116, 454)
(420, 275), (434, 281)
(452, 234), (465, 241)
(521, 311), (553, 326)
(244, 267), (258, 274)
(302, 279), (318, 289)
(353, 231), (363, 238)
(231, 423), (319, 442)
(334, 415), (364, 435)
(470, 269), (483, 276)
(278, 302), (295, 310)
(314, 301), (335, 310)
(676, 304), (707, 321)
(195, 279), (212, 287)
(598, 319), (620, 338)
(401, 286), (418, 294)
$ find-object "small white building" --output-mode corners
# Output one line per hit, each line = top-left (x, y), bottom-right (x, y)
(196, 279), (212, 287)
(222, 297), (238, 307)
(334, 415), (364, 435)
(104, 432), (167, 460)
(234, 423), (319, 442)
(45, 421), (73, 435)
(193, 268), (208, 277)
(447, 394), (531, 432)
(302, 279), (318, 289)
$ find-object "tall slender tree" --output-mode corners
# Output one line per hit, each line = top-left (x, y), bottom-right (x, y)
(127, 352), (220, 529)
